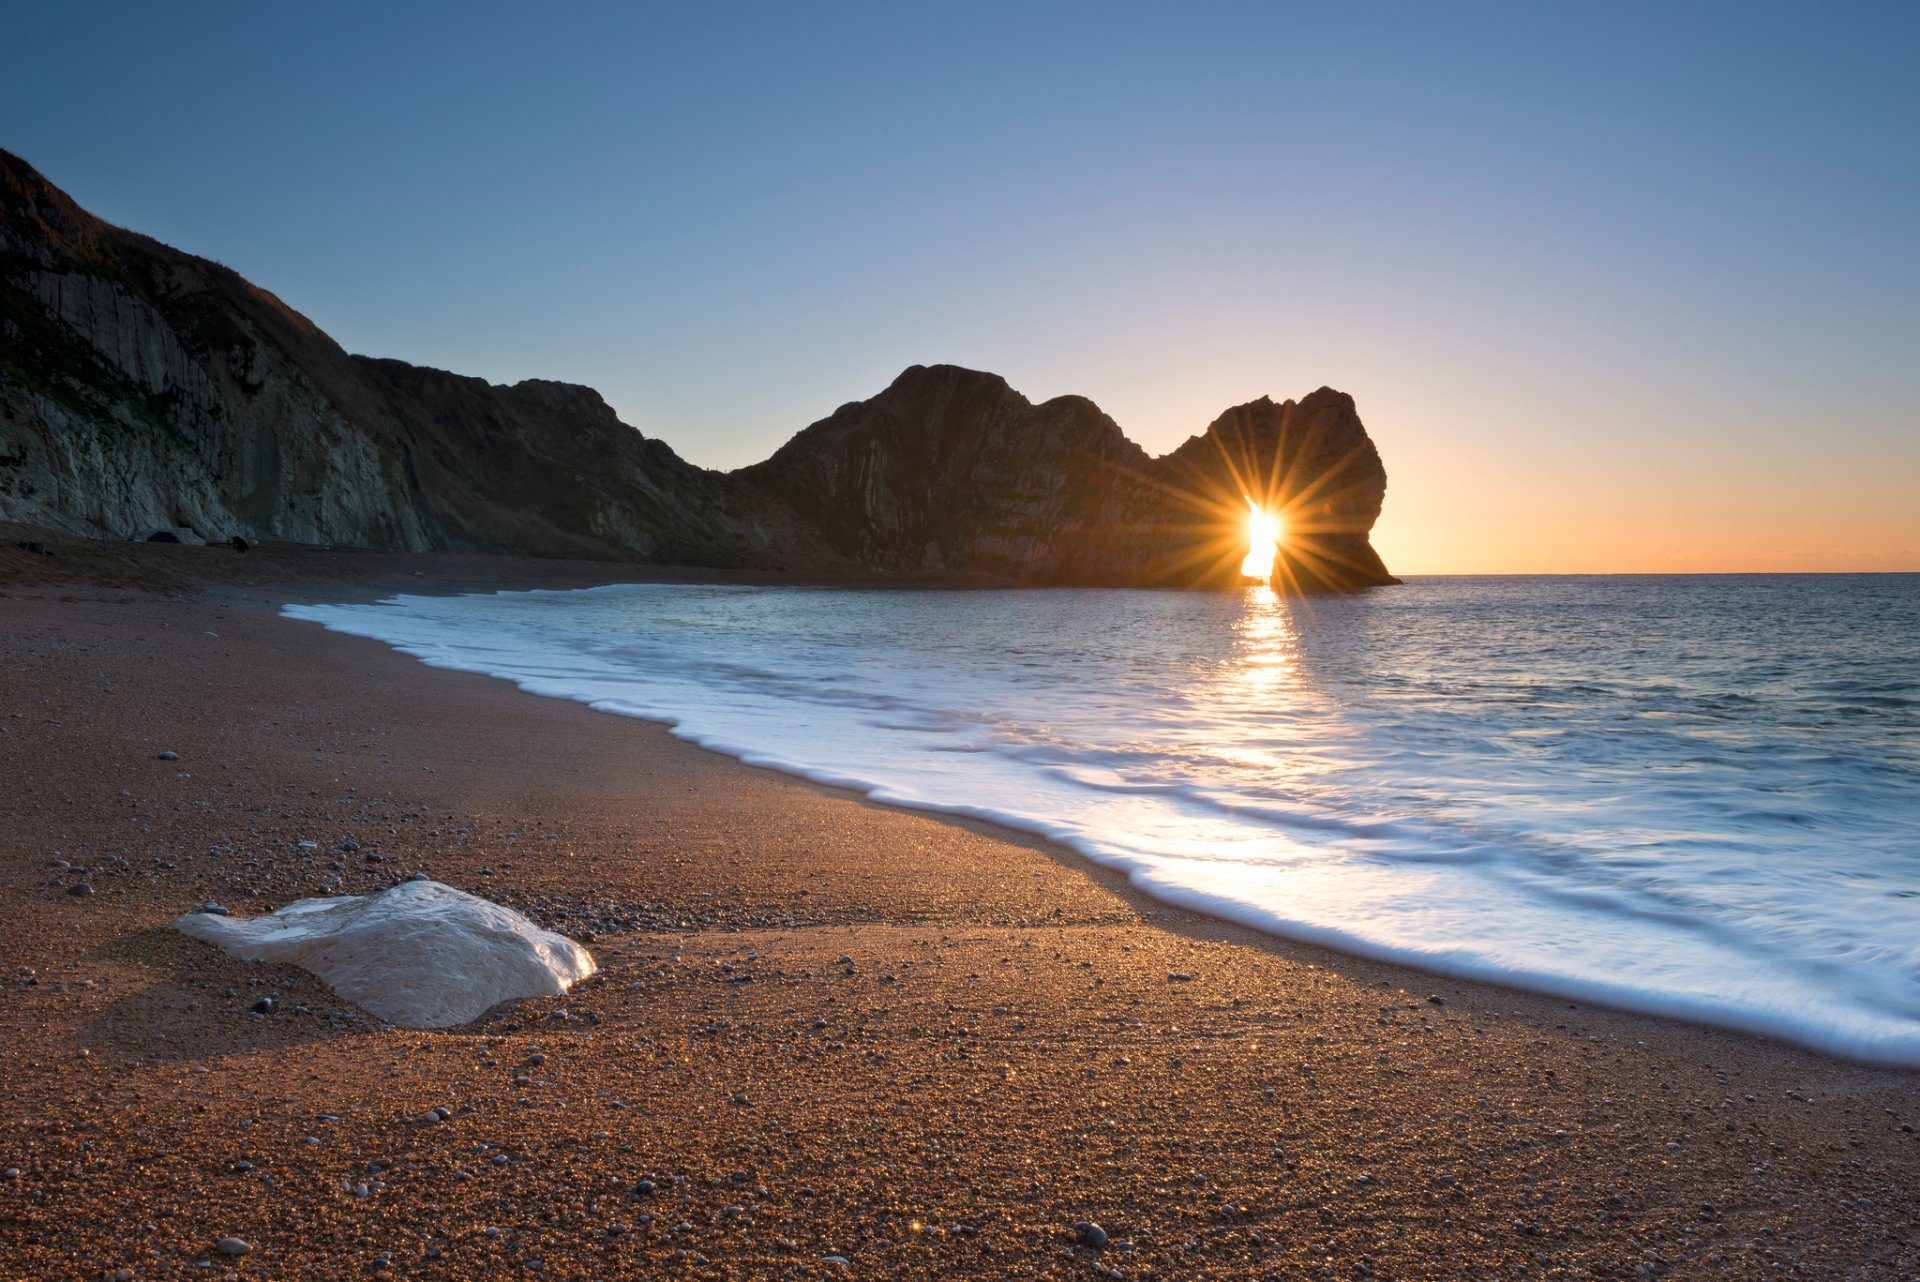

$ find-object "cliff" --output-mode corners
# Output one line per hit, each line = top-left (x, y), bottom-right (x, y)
(0, 150), (830, 570)
(0, 149), (1394, 591)
(741, 365), (1395, 591)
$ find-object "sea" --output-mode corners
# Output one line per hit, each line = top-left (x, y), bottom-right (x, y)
(286, 575), (1920, 1065)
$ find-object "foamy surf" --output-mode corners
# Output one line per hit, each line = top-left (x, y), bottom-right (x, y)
(286, 576), (1920, 1065)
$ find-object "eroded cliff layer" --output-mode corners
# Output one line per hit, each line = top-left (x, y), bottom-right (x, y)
(1, 149), (1395, 590)
(0, 150), (829, 570)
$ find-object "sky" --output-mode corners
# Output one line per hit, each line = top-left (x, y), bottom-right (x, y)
(6, 2), (1917, 573)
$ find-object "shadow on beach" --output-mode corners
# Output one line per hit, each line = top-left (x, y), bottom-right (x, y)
(77, 927), (366, 1064)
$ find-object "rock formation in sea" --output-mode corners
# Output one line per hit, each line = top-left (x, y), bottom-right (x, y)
(743, 364), (1395, 591)
(0, 149), (1395, 590)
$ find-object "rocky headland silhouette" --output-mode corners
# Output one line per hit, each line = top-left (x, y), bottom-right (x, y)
(1, 150), (1394, 591)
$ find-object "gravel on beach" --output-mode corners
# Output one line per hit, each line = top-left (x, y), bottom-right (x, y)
(1, 535), (1915, 1279)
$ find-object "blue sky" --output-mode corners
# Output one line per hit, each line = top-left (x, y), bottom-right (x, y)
(7, 1), (1916, 570)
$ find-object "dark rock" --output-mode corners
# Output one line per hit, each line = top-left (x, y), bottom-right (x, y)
(156, 751), (179, 761)
(0, 150), (834, 568)
(230, 535), (250, 552)
(13, 540), (49, 555)
(67, 882), (93, 897)
(252, 997), (275, 1014)
(739, 365), (1396, 592)
(0, 151), (1396, 592)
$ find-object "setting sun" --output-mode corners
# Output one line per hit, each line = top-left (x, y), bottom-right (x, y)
(1242, 498), (1282, 579)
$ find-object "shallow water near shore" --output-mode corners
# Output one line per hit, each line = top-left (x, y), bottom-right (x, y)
(287, 575), (1920, 1064)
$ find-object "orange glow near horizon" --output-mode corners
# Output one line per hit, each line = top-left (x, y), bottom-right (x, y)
(1242, 498), (1282, 579)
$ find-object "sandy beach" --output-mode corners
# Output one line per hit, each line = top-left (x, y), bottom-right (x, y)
(2, 531), (1915, 1281)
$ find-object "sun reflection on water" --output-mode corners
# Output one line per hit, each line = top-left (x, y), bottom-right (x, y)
(1231, 584), (1297, 690)
(1209, 584), (1326, 779)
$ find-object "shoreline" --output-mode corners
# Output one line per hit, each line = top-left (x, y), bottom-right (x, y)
(286, 581), (1920, 1072)
(2, 537), (1917, 1278)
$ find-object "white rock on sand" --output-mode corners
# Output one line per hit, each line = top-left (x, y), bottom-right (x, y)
(173, 880), (596, 1028)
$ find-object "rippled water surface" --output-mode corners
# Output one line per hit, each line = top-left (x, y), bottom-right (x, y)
(288, 575), (1920, 1063)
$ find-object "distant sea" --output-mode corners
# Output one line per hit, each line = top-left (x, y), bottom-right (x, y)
(288, 575), (1920, 1065)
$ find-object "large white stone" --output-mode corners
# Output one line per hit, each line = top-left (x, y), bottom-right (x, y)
(173, 880), (596, 1029)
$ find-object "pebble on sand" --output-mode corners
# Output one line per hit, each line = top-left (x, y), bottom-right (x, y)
(156, 751), (179, 761)
(215, 1236), (253, 1256)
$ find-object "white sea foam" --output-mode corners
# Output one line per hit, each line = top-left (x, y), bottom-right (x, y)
(175, 880), (596, 1028)
(286, 577), (1920, 1064)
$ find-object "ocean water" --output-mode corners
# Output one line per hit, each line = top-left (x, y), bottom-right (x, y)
(286, 576), (1920, 1065)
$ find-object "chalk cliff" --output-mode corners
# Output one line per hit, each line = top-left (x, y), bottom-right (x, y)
(0, 149), (1394, 590)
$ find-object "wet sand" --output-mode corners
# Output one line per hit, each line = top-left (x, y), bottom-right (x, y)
(2, 530), (1916, 1279)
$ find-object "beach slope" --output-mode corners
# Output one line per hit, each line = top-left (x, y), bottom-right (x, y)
(0, 540), (1914, 1279)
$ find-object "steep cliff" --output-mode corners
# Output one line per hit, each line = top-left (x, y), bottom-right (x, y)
(0, 149), (831, 569)
(1, 149), (1395, 590)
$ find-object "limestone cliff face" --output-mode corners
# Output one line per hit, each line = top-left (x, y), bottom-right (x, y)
(0, 149), (831, 569)
(737, 365), (1396, 590)
(1, 149), (1395, 590)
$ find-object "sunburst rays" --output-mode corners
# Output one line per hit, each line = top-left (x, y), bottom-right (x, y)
(1093, 403), (1380, 593)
